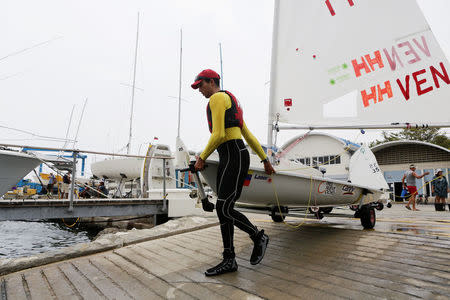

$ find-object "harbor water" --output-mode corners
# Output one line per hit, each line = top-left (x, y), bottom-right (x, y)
(0, 221), (97, 259)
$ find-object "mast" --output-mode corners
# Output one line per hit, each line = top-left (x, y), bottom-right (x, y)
(72, 98), (88, 148)
(219, 43), (223, 89)
(177, 29), (183, 138)
(267, 0), (281, 152)
(62, 105), (75, 151)
(127, 12), (140, 154)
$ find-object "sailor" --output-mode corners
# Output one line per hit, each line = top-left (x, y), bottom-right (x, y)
(191, 69), (276, 276)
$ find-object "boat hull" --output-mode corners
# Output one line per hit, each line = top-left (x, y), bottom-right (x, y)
(0, 150), (41, 197)
(202, 159), (383, 207)
(91, 157), (144, 180)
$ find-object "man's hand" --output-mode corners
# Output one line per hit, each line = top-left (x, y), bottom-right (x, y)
(424, 171), (430, 176)
(195, 157), (205, 171)
(263, 160), (276, 175)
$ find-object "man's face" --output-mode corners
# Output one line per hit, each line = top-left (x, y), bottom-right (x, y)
(198, 79), (214, 99)
(411, 167), (416, 171)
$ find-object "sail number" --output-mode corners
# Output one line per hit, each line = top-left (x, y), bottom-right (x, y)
(325, 0), (355, 16)
(369, 163), (380, 173)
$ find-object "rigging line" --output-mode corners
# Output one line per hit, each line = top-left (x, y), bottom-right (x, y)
(0, 138), (77, 142)
(177, 28), (183, 138)
(0, 125), (77, 142)
(61, 105), (75, 152)
(127, 12), (140, 155)
(0, 36), (63, 62)
(72, 98), (88, 148)
(0, 72), (23, 81)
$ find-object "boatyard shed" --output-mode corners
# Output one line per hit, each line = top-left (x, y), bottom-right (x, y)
(277, 132), (360, 181)
(371, 140), (450, 201)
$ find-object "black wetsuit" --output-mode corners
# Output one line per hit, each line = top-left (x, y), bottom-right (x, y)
(216, 139), (258, 256)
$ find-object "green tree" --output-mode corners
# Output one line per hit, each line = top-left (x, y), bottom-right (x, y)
(369, 127), (450, 149)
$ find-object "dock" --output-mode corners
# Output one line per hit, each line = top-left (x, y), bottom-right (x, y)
(1, 204), (449, 299)
(0, 198), (164, 221)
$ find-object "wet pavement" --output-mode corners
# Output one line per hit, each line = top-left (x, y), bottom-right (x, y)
(1, 203), (449, 299)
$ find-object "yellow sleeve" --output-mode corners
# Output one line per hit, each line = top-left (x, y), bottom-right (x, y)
(199, 93), (227, 160)
(241, 121), (267, 161)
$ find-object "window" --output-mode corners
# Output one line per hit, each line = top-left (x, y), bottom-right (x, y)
(299, 158), (305, 164)
(305, 157), (311, 166)
(330, 155), (335, 164)
(335, 155), (341, 164)
(312, 157), (318, 166)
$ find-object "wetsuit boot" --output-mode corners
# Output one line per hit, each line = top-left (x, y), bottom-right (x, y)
(250, 229), (269, 265)
(205, 249), (238, 276)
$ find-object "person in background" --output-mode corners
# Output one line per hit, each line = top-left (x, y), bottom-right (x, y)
(402, 164), (429, 211)
(47, 173), (56, 197)
(97, 181), (108, 198)
(432, 169), (449, 211)
(62, 173), (71, 199)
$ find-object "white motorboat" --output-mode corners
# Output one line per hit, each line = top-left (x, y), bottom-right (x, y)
(0, 149), (41, 197)
(91, 157), (143, 180)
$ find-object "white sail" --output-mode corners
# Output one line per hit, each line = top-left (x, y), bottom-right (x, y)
(269, 0), (450, 126)
(175, 136), (190, 169)
(348, 145), (389, 191)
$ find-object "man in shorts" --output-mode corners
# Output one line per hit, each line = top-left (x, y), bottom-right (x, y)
(402, 164), (429, 211)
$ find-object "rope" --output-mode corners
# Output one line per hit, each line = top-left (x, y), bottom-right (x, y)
(61, 217), (79, 228)
(270, 175), (314, 228)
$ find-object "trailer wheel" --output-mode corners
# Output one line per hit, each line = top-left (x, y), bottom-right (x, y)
(375, 202), (384, 211)
(271, 206), (287, 223)
(360, 207), (376, 229)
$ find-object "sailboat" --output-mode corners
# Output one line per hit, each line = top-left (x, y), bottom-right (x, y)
(196, 0), (450, 228)
(0, 149), (41, 197)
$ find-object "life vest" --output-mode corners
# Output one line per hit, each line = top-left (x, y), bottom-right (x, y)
(206, 90), (243, 133)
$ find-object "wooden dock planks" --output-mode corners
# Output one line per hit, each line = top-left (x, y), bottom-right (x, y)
(1, 208), (449, 299)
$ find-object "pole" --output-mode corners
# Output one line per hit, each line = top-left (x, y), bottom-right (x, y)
(127, 12), (140, 154)
(267, 0), (281, 153)
(219, 43), (223, 89)
(177, 29), (183, 138)
(68, 151), (77, 212)
(162, 158), (167, 211)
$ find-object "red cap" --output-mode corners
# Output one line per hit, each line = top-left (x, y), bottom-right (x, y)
(191, 69), (220, 89)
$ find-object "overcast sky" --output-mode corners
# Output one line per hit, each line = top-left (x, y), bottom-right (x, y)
(1, 0), (449, 176)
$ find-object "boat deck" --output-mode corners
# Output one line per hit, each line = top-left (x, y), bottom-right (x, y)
(1, 204), (449, 299)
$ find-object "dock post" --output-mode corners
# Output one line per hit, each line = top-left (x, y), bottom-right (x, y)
(68, 151), (78, 212)
(162, 158), (167, 211)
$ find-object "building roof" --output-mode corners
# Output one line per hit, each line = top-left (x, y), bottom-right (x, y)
(371, 140), (450, 153)
(371, 140), (450, 165)
(280, 132), (361, 152)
